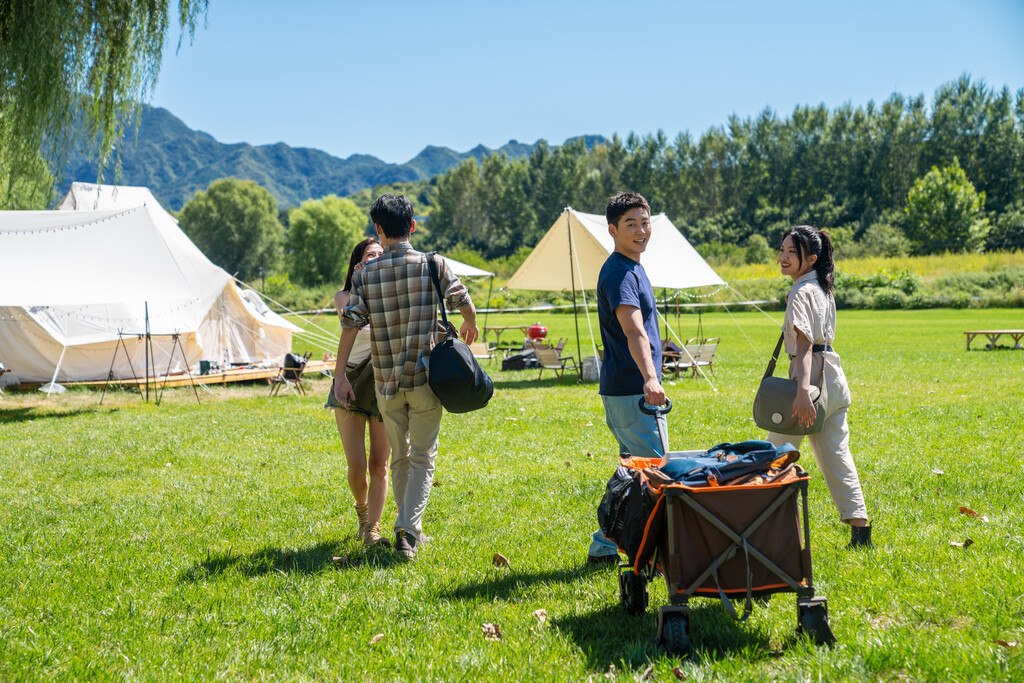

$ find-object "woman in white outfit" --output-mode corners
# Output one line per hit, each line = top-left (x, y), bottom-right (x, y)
(767, 225), (872, 548)
(326, 238), (391, 547)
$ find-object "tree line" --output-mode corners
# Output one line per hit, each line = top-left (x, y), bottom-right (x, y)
(423, 75), (1024, 263)
(165, 76), (1024, 295)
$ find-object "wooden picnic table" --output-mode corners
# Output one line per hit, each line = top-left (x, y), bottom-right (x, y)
(482, 325), (530, 348)
(964, 330), (1024, 351)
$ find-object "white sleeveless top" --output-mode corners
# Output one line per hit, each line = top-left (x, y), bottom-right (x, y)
(349, 324), (372, 366)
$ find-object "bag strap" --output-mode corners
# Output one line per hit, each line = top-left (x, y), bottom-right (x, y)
(426, 253), (445, 321)
(761, 332), (785, 380)
(763, 331), (826, 397)
(426, 252), (457, 339)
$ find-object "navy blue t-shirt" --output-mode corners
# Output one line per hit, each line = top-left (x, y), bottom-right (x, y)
(597, 252), (662, 396)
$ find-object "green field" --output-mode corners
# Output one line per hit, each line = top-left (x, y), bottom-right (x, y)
(2, 308), (1023, 681)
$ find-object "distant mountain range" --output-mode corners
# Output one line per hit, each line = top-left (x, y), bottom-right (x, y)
(56, 105), (606, 210)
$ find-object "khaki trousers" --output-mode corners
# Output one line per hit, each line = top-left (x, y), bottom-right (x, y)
(768, 403), (868, 522)
(376, 383), (442, 540)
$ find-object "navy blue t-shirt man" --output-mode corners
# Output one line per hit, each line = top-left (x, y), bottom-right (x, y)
(589, 191), (669, 564)
(597, 252), (662, 396)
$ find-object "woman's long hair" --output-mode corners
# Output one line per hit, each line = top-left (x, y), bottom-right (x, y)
(343, 237), (382, 292)
(783, 225), (836, 294)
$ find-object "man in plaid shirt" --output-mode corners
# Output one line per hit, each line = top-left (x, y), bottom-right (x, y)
(333, 193), (478, 559)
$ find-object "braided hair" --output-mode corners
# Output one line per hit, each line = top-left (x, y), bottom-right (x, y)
(783, 225), (835, 294)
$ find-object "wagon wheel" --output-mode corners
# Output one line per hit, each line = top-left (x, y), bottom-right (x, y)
(798, 602), (836, 646)
(661, 613), (690, 656)
(618, 570), (648, 616)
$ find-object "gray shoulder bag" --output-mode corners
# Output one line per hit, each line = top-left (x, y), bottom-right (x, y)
(753, 333), (826, 435)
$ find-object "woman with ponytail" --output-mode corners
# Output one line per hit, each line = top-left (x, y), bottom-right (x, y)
(769, 225), (872, 548)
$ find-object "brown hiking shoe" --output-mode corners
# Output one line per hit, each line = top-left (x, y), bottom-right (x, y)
(354, 503), (369, 540)
(363, 522), (391, 548)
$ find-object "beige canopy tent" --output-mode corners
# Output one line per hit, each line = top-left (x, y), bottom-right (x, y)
(506, 208), (726, 383)
(507, 208), (724, 291)
(0, 183), (300, 386)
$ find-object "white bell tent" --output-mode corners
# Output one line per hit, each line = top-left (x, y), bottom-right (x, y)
(0, 183), (300, 384)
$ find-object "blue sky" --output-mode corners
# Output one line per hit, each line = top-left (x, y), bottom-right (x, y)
(150, 0), (1024, 164)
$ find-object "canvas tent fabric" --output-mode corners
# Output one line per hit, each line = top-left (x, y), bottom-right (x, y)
(506, 208), (724, 291)
(0, 183), (300, 383)
(442, 257), (492, 279)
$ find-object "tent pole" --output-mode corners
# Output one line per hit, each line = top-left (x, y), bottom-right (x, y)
(45, 345), (67, 397)
(662, 288), (668, 341)
(482, 276), (493, 340)
(566, 208), (582, 379)
(145, 301), (151, 403)
(676, 292), (680, 336)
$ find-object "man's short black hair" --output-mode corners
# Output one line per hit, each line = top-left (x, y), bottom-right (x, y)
(606, 191), (651, 227)
(369, 193), (415, 239)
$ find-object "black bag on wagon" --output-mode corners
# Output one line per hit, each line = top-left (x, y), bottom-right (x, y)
(598, 465), (658, 563)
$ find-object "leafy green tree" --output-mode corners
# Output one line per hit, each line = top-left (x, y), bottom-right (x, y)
(478, 154), (536, 257)
(531, 138), (589, 226)
(178, 178), (284, 281)
(905, 159), (989, 254)
(859, 220), (911, 257)
(0, 1), (207, 207)
(744, 234), (773, 264)
(986, 200), (1024, 251)
(0, 145), (53, 209)
(287, 195), (366, 287)
(428, 158), (484, 253)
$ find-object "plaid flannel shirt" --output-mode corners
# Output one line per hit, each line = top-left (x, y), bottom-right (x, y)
(342, 242), (471, 398)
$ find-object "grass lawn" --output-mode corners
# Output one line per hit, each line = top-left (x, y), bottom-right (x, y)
(2, 308), (1023, 681)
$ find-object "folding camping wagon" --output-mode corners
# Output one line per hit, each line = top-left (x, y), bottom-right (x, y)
(600, 402), (835, 655)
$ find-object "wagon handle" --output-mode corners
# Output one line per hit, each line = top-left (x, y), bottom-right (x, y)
(637, 397), (672, 416)
(638, 397), (672, 456)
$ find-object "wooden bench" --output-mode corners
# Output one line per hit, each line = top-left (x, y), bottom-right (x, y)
(964, 330), (1024, 351)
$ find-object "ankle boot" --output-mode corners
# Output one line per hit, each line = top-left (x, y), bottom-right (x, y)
(847, 524), (872, 549)
(354, 503), (369, 540)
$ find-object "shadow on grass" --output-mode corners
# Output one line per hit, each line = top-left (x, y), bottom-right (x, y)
(550, 601), (776, 671)
(490, 375), (582, 391)
(437, 562), (607, 601)
(179, 540), (405, 582)
(0, 406), (104, 424)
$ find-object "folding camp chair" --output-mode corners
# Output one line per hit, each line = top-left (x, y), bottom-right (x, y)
(269, 352), (311, 396)
(535, 344), (578, 380)
(692, 337), (719, 377)
(469, 342), (496, 365)
(662, 341), (700, 379)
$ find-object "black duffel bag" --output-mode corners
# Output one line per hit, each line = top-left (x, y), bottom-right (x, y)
(426, 255), (493, 413)
(597, 465), (658, 564)
(501, 350), (540, 371)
